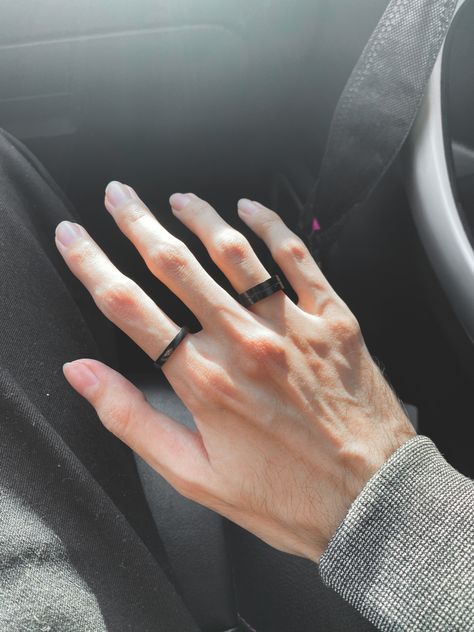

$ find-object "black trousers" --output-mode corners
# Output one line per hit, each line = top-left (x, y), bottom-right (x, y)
(0, 129), (197, 630)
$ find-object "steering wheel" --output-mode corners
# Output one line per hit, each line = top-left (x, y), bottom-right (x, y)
(406, 0), (474, 342)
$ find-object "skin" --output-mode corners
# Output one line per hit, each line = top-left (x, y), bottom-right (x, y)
(55, 182), (416, 562)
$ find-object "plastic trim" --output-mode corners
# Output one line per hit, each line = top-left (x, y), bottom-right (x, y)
(405, 0), (474, 342)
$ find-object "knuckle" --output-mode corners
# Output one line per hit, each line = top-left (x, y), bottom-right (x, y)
(120, 201), (148, 226)
(274, 236), (308, 262)
(212, 231), (249, 265)
(240, 331), (286, 369)
(259, 210), (281, 234)
(67, 242), (92, 267)
(188, 198), (211, 215)
(328, 312), (361, 341)
(149, 240), (188, 276)
(101, 400), (135, 440)
(95, 280), (137, 317)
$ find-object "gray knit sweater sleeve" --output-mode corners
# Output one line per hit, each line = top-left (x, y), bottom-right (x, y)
(319, 435), (474, 631)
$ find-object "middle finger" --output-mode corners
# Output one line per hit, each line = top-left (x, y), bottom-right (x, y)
(104, 182), (237, 328)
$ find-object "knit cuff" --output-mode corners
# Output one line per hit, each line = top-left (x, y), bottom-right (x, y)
(319, 435), (474, 631)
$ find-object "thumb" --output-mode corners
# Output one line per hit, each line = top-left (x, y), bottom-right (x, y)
(63, 358), (210, 495)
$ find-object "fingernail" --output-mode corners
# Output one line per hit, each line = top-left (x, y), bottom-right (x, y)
(63, 361), (99, 397)
(238, 199), (259, 216)
(105, 181), (133, 209)
(169, 193), (191, 211)
(55, 221), (83, 248)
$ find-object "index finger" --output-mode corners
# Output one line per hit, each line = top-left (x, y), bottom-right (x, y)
(105, 181), (240, 329)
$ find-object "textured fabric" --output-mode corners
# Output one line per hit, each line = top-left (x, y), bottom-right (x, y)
(319, 435), (474, 631)
(0, 129), (197, 630)
(301, 0), (458, 240)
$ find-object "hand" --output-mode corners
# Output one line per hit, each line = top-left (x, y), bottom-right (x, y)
(56, 183), (416, 561)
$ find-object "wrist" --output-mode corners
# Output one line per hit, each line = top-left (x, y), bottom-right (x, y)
(315, 424), (417, 562)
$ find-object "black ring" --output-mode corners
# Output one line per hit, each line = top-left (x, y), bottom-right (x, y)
(238, 274), (285, 308)
(153, 327), (190, 369)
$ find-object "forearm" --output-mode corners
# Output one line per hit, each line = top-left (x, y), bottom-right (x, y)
(319, 435), (474, 631)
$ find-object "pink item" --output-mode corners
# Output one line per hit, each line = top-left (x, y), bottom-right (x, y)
(311, 217), (321, 232)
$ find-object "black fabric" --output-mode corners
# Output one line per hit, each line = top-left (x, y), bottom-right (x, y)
(0, 129), (197, 630)
(301, 0), (458, 242)
(226, 524), (377, 632)
(131, 376), (238, 632)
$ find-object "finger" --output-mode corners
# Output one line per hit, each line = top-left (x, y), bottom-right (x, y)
(55, 220), (182, 363)
(237, 199), (334, 313)
(104, 182), (236, 328)
(169, 192), (283, 318)
(63, 359), (211, 494)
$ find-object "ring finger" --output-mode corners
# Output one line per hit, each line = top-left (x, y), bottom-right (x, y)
(169, 192), (286, 318)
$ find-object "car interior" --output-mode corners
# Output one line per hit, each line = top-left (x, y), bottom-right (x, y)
(1, 1), (473, 630)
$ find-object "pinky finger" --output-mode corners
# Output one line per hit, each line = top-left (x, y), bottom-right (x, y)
(63, 359), (211, 495)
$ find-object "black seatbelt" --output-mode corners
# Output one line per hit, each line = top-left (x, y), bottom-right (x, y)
(301, 0), (459, 261)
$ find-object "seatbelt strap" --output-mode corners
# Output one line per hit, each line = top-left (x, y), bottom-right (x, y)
(301, 0), (459, 260)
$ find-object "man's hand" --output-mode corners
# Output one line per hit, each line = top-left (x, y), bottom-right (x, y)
(56, 183), (415, 561)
